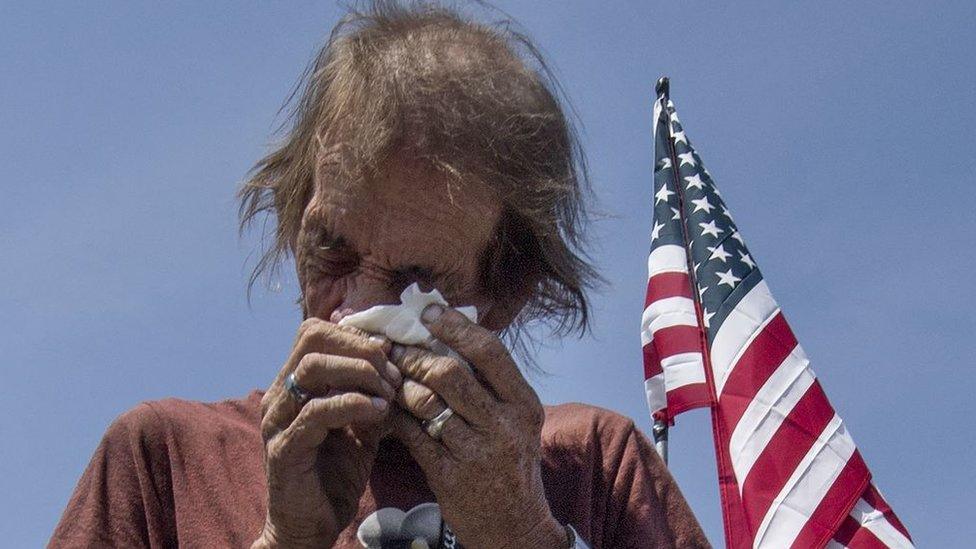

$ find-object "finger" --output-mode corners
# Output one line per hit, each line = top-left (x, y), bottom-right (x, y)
(392, 346), (497, 425)
(418, 305), (533, 403)
(263, 320), (399, 436)
(278, 392), (389, 451)
(293, 353), (395, 400)
(389, 409), (447, 468)
(398, 380), (476, 455)
(286, 318), (399, 386)
(262, 354), (395, 439)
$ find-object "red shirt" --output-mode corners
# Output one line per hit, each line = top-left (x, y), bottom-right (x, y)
(49, 390), (709, 548)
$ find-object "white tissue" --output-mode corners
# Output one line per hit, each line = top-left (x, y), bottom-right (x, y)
(338, 283), (478, 346)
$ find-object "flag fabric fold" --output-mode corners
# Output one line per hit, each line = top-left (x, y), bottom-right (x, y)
(641, 81), (912, 548)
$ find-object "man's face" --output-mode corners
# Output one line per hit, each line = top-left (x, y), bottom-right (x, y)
(296, 157), (501, 324)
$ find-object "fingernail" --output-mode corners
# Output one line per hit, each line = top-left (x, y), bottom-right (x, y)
(368, 334), (388, 347)
(391, 343), (406, 362)
(380, 379), (395, 397)
(385, 361), (402, 385)
(421, 304), (443, 323)
(371, 397), (388, 411)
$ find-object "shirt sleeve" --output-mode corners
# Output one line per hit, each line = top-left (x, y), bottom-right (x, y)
(602, 422), (711, 549)
(48, 403), (177, 548)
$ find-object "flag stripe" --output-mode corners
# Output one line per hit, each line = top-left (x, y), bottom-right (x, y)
(710, 281), (780, 395)
(740, 380), (836, 531)
(651, 324), (704, 360)
(791, 451), (869, 548)
(648, 244), (689, 277)
(662, 352), (706, 390)
(645, 271), (694, 306)
(729, 349), (816, 491)
(848, 496), (914, 548)
(641, 296), (698, 344)
(667, 381), (712, 415)
(720, 311), (799, 434)
(644, 373), (667, 416)
(835, 515), (887, 549)
(754, 415), (858, 547)
(861, 484), (911, 541)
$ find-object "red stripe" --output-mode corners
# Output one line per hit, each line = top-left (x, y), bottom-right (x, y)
(667, 382), (712, 416)
(642, 343), (663, 378)
(834, 516), (887, 549)
(652, 324), (703, 359)
(790, 451), (870, 548)
(712, 406), (754, 548)
(862, 484), (911, 541)
(645, 271), (693, 307)
(718, 312), (797, 430)
(739, 380), (836, 533)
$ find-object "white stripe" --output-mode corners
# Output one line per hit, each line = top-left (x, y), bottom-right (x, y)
(754, 415), (857, 548)
(640, 296), (698, 346)
(729, 345), (814, 488)
(661, 352), (706, 391)
(647, 245), (689, 278)
(850, 498), (914, 548)
(710, 280), (780, 395)
(826, 541), (847, 549)
(644, 373), (666, 414)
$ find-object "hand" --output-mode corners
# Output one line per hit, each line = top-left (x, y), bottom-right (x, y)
(389, 305), (566, 549)
(253, 319), (401, 548)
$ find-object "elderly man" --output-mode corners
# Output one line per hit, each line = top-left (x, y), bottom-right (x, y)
(50, 3), (708, 548)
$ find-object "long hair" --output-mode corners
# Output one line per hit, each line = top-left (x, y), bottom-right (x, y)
(239, 1), (601, 352)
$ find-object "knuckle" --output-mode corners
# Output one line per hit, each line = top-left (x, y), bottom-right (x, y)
(297, 317), (323, 337)
(412, 386), (441, 416)
(336, 391), (367, 410)
(426, 357), (459, 385)
(480, 336), (511, 364)
(260, 417), (281, 445)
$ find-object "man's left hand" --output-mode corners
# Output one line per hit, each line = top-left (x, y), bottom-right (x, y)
(389, 304), (566, 549)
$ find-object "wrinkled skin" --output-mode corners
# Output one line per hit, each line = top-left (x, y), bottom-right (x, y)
(253, 159), (564, 548)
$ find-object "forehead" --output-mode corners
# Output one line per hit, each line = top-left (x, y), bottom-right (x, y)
(306, 160), (501, 267)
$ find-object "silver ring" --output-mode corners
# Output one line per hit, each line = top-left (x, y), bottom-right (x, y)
(422, 407), (455, 440)
(284, 372), (311, 405)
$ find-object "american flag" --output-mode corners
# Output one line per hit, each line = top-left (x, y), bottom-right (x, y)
(641, 79), (913, 548)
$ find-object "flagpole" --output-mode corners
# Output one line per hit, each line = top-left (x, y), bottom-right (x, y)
(651, 76), (671, 465)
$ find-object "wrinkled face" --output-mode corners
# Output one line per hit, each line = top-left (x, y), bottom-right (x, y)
(296, 157), (502, 325)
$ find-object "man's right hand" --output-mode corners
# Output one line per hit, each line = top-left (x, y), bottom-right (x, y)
(252, 318), (400, 548)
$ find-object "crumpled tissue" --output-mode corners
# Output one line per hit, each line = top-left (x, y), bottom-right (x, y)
(338, 283), (478, 353)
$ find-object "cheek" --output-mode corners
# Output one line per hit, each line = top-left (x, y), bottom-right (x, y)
(302, 276), (344, 321)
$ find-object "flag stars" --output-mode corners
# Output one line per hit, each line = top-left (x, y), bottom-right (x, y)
(731, 231), (745, 245)
(721, 204), (733, 220)
(698, 284), (709, 297)
(702, 308), (715, 329)
(707, 244), (732, 262)
(655, 184), (675, 204)
(651, 221), (665, 242)
(671, 207), (681, 222)
(684, 173), (706, 190)
(673, 130), (688, 145)
(699, 219), (723, 238)
(657, 157), (671, 172)
(739, 250), (755, 269)
(678, 152), (697, 167)
(692, 196), (715, 214)
(716, 268), (741, 288)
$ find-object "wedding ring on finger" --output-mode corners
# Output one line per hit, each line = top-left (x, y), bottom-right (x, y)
(421, 407), (455, 440)
(284, 372), (312, 406)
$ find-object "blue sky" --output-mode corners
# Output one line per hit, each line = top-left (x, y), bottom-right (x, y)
(2, 2), (974, 546)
